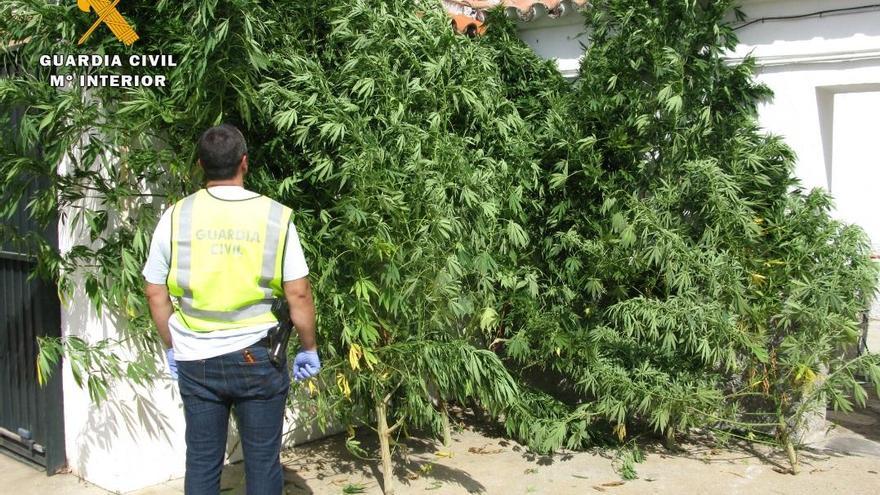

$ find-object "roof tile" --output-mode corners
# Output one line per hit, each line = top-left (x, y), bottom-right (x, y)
(444, 0), (589, 34)
(450, 14), (488, 36)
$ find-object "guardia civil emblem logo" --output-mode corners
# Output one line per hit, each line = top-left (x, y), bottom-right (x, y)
(77, 0), (139, 46)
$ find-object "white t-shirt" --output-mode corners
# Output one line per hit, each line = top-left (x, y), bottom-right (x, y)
(141, 186), (309, 361)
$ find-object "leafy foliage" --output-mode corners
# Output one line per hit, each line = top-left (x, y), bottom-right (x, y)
(491, 0), (880, 461)
(0, 0), (533, 453)
(2, 0), (879, 478)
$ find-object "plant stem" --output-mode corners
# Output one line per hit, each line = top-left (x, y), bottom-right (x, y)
(440, 400), (452, 447)
(663, 427), (676, 451)
(778, 418), (799, 474)
(376, 399), (395, 495)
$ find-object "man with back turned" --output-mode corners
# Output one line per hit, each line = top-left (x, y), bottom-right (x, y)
(142, 124), (321, 494)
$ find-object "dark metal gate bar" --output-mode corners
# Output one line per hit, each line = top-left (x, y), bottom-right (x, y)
(0, 249), (65, 471)
(0, 59), (66, 474)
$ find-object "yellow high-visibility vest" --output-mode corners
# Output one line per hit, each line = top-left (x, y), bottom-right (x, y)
(166, 189), (292, 332)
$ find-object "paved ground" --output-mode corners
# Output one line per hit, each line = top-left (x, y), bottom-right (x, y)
(2, 452), (108, 494)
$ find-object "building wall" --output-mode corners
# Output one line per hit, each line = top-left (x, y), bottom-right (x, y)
(515, 8), (587, 78)
(57, 145), (187, 491)
(515, 0), (880, 241)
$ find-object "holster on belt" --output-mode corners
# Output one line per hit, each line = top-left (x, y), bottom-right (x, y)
(266, 298), (294, 369)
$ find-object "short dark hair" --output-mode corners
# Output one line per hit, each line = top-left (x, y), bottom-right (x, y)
(197, 124), (248, 180)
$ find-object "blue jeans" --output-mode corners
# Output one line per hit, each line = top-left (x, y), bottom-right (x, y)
(177, 341), (289, 495)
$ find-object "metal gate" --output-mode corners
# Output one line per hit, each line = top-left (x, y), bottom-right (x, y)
(0, 64), (66, 473)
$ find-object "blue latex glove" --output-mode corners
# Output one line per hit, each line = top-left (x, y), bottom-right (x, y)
(166, 347), (178, 380)
(291, 349), (320, 382)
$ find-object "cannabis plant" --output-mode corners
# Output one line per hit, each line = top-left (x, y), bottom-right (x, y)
(3, 0), (880, 485)
(492, 0), (880, 471)
(1, 1), (535, 492)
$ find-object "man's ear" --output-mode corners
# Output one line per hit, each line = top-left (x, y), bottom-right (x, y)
(240, 154), (249, 175)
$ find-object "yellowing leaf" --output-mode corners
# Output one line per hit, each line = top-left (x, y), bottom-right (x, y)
(57, 289), (69, 307)
(307, 379), (319, 396)
(614, 423), (626, 442)
(794, 366), (818, 391)
(804, 367), (817, 384)
(349, 343), (363, 371)
(336, 373), (351, 399)
(36, 360), (45, 387)
(435, 451), (454, 458)
(750, 273), (767, 284)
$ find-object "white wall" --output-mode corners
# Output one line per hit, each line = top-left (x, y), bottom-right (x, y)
(515, 8), (587, 78)
(732, 1), (880, 321)
(829, 91), (880, 249)
(729, 0), (880, 66)
(57, 152), (187, 490)
(513, 0), (880, 228)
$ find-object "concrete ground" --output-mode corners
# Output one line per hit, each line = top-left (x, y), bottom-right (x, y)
(2, 452), (109, 494)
